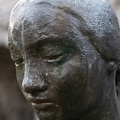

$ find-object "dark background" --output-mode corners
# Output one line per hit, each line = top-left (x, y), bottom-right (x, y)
(0, 0), (120, 120)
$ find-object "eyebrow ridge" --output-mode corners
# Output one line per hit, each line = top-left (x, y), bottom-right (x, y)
(25, 36), (71, 50)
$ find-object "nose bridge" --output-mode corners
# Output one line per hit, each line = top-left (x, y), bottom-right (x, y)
(22, 61), (47, 94)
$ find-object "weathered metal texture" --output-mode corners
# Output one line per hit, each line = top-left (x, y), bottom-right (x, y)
(8, 0), (120, 120)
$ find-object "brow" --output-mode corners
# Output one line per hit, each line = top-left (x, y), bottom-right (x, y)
(25, 37), (70, 50)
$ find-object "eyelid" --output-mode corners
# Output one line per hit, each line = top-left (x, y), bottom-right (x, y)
(43, 54), (64, 63)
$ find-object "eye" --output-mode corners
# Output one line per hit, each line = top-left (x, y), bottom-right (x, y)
(14, 57), (24, 67)
(43, 53), (64, 63)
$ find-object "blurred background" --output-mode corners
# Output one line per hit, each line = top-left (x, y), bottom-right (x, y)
(0, 0), (120, 120)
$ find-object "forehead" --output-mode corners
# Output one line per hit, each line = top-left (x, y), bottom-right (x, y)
(9, 0), (120, 63)
(9, 5), (82, 49)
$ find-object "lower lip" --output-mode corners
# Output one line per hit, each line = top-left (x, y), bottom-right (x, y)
(31, 102), (58, 111)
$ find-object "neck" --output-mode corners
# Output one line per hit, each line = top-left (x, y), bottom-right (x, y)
(79, 90), (120, 120)
(79, 72), (120, 120)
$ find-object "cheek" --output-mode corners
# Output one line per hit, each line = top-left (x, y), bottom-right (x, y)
(47, 55), (88, 101)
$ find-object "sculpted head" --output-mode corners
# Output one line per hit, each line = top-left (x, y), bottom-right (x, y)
(8, 0), (120, 120)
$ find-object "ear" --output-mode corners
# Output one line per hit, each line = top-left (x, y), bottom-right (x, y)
(107, 61), (118, 73)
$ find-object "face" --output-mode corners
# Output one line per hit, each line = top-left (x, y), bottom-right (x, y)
(9, 6), (109, 120)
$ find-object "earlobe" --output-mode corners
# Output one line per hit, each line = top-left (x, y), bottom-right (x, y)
(107, 61), (118, 72)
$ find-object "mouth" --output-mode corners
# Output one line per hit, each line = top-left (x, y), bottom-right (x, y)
(29, 98), (59, 111)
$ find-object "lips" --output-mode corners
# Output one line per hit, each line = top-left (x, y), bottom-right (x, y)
(29, 98), (58, 110)
(32, 102), (55, 110)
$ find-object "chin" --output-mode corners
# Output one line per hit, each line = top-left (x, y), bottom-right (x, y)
(35, 108), (62, 120)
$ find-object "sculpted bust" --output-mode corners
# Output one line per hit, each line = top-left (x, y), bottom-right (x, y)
(8, 0), (120, 120)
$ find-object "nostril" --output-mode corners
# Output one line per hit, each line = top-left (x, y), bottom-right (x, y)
(31, 85), (47, 96)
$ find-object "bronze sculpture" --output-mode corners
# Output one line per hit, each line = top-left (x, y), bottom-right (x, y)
(8, 0), (120, 120)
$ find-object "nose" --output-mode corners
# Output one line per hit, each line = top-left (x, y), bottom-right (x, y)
(22, 72), (48, 95)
